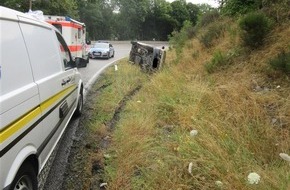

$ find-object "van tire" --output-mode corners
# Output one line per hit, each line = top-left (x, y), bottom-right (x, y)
(10, 162), (37, 190)
(74, 91), (83, 116)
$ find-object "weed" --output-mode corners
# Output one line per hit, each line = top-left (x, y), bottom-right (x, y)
(204, 50), (229, 73)
(268, 51), (290, 74)
(169, 21), (194, 58)
(199, 23), (225, 48)
(198, 10), (220, 27)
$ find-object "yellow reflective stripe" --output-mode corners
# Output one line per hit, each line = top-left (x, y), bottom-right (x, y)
(40, 85), (76, 111)
(0, 85), (76, 144)
(0, 107), (41, 143)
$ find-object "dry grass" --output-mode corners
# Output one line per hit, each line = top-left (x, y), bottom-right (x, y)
(88, 18), (290, 190)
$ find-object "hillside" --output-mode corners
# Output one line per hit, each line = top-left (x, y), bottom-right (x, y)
(62, 10), (290, 190)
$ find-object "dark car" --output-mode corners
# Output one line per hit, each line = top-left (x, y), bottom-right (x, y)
(89, 42), (115, 59)
(129, 41), (166, 72)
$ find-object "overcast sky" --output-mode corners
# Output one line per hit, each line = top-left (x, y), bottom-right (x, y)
(165, 0), (219, 8)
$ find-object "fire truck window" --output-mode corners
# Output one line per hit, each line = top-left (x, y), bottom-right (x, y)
(56, 32), (72, 69)
(78, 28), (81, 39)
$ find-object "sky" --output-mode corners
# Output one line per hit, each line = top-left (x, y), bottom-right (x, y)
(165, 0), (219, 8)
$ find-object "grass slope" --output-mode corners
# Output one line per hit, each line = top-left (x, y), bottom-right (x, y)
(65, 18), (290, 190)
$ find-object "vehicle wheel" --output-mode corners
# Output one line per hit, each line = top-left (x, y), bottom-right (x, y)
(74, 91), (83, 116)
(86, 56), (89, 64)
(112, 51), (115, 58)
(75, 58), (80, 68)
(10, 163), (37, 190)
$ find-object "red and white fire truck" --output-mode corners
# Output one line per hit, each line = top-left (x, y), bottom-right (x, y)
(45, 15), (89, 67)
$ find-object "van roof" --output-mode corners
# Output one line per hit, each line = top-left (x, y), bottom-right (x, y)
(0, 6), (53, 29)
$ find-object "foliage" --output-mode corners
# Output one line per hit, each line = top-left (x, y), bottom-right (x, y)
(239, 12), (272, 48)
(169, 0), (190, 31)
(169, 20), (194, 57)
(199, 23), (224, 48)
(0, 0), (204, 40)
(204, 50), (229, 73)
(197, 9), (220, 27)
(140, 0), (176, 41)
(259, 0), (290, 23)
(186, 3), (200, 26)
(1, 0), (79, 17)
(77, 0), (114, 40)
(268, 51), (290, 74)
(221, 0), (259, 16)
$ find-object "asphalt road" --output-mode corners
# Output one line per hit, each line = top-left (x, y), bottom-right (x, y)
(79, 42), (132, 99)
(40, 41), (168, 190)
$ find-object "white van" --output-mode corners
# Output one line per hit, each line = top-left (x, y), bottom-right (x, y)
(0, 6), (84, 190)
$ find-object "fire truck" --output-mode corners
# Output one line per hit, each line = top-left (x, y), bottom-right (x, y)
(45, 15), (89, 67)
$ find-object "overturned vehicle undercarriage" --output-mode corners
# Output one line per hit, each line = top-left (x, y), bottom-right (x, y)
(129, 41), (166, 72)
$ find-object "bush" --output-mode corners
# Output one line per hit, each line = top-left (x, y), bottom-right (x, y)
(204, 50), (229, 73)
(221, 0), (258, 16)
(198, 10), (220, 27)
(199, 24), (225, 48)
(239, 12), (272, 49)
(169, 21), (194, 57)
(268, 51), (290, 74)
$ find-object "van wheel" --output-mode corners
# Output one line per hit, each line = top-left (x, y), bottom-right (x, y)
(10, 163), (37, 190)
(74, 91), (83, 116)
(86, 56), (89, 64)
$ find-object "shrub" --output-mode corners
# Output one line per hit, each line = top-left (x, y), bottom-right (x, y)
(221, 0), (258, 16)
(204, 50), (229, 73)
(268, 51), (290, 74)
(199, 24), (225, 48)
(239, 12), (272, 49)
(169, 21), (194, 57)
(198, 10), (220, 27)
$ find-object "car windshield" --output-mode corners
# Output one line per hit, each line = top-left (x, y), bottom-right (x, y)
(93, 43), (109, 49)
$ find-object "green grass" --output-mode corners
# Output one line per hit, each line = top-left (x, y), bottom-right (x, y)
(81, 17), (290, 190)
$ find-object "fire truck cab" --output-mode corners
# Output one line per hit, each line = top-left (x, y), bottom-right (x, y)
(45, 15), (89, 67)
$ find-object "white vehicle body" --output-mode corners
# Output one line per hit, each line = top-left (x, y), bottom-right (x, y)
(45, 15), (89, 67)
(0, 6), (83, 190)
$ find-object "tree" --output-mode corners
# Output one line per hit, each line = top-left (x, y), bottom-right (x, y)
(142, 0), (176, 40)
(221, 0), (258, 15)
(170, 0), (190, 30)
(0, 0), (79, 18)
(113, 0), (151, 40)
(77, 0), (114, 40)
(33, 0), (79, 18)
(186, 3), (199, 25)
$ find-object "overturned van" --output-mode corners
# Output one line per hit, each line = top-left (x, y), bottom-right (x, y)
(129, 41), (166, 72)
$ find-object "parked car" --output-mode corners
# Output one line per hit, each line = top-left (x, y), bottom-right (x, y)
(89, 42), (115, 59)
(129, 41), (166, 72)
(0, 6), (83, 190)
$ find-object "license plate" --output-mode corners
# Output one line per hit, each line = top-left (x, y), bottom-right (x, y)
(93, 52), (101, 56)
